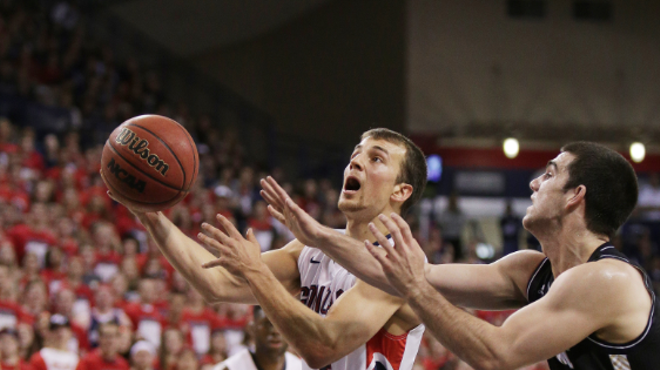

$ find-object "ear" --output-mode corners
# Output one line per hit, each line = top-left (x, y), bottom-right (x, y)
(391, 183), (413, 205)
(565, 184), (586, 211)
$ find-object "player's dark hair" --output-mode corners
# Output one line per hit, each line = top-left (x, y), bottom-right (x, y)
(361, 128), (427, 215)
(253, 305), (266, 320)
(561, 142), (638, 238)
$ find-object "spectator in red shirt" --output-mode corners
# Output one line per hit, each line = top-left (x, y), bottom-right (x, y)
(160, 328), (184, 370)
(90, 223), (122, 283)
(62, 257), (95, 320)
(88, 285), (131, 349)
(199, 330), (228, 370)
(0, 118), (18, 154)
(52, 289), (90, 354)
(18, 129), (45, 173)
(78, 245), (101, 288)
(21, 279), (48, 320)
(180, 288), (222, 356)
(41, 247), (67, 295)
(0, 328), (30, 370)
(247, 200), (275, 252)
(129, 341), (156, 370)
(76, 322), (128, 370)
(7, 203), (57, 266)
(18, 253), (41, 292)
(119, 257), (140, 295)
(55, 218), (79, 257)
(0, 241), (19, 282)
(165, 293), (184, 330)
(29, 314), (79, 370)
(0, 265), (32, 329)
(123, 278), (165, 348)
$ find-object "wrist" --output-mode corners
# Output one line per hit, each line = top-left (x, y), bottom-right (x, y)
(242, 261), (270, 282)
(404, 277), (433, 301)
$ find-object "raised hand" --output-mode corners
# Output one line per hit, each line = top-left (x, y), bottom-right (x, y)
(365, 213), (427, 298)
(100, 170), (157, 221)
(198, 214), (264, 278)
(260, 176), (332, 247)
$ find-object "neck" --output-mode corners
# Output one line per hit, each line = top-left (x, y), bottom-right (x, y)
(535, 218), (608, 277)
(345, 209), (397, 243)
(253, 350), (285, 370)
(345, 218), (387, 243)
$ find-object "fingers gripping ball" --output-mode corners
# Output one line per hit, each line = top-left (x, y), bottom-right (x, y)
(101, 115), (199, 212)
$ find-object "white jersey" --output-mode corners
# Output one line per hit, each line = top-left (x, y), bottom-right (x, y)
(213, 349), (302, 370)
(298, 246), (424, 370)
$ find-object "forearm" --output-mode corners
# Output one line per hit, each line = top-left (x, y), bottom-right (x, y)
(137, 212), (253, 303)
(243, 266), (340, 368)
(406, 281), (511, 370)
(319, 230), (399, 296)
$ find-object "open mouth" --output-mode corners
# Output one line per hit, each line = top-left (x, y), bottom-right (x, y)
(343, 176), (361, 193)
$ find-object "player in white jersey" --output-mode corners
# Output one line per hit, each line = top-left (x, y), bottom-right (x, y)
(104, 128), (428, 370)
(214, 306), (301, 370)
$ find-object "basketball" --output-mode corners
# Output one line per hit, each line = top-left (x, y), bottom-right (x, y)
(101, 115), (199, 212)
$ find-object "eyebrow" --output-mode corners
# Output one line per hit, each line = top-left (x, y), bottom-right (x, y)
(546, 160), (558, 171)
(352, 144), (390, 156)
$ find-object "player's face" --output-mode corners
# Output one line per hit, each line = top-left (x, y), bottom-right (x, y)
(338, 137), (407, 218)
(523, 152), (575, 232)
(253, 315), (287, 354)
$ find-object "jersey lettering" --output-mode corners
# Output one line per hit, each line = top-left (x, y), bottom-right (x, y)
(300, 285), (344, 314)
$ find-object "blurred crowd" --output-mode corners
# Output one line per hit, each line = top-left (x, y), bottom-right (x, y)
(0, 0), (658, 370)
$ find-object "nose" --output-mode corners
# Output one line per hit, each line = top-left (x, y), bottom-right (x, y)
(349, 155), (364, 171)
(529, 176), (540, 192)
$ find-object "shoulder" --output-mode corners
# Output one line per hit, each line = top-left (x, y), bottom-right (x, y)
(495, 250), (546, 270)
(548, 258), (648, 313)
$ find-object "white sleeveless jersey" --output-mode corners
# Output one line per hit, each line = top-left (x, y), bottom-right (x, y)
(213, 349), (302, 370)
(297, 246), (424, 370)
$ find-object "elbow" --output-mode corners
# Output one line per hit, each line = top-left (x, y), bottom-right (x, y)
(470, 356), (515, 370)
(296, 346), (336, 369)
(301, 355), (332, 370)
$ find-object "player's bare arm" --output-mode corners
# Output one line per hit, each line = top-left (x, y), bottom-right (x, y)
(103, 171), (300, 304)
(368, 213), (653, 370)
(203, 214), (419, 369)
(263, 176), (543, 310)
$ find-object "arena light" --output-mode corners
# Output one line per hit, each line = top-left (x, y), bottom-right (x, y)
(630, 142), (645, 163)
(503, 138), (519, 159)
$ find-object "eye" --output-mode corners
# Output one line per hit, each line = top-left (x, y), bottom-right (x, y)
(372, 156), (383, 163)
(544, 171), (553, 179)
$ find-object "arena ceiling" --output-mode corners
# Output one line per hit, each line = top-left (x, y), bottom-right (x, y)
(107, 0), (331, 56)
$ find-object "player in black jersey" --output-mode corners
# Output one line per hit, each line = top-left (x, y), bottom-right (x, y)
(261, 141), (659, 370)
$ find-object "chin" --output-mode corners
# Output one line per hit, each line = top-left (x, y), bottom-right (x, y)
(338, 199), (367, 215)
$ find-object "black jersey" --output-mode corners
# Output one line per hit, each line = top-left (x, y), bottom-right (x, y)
(527, 243), (660, 370)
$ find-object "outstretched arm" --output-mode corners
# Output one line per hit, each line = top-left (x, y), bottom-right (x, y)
(103, 172), (300, 304)
(261, 177), (540, 309)
(366, 213), (646, 370)
(202, 215), (413, 369)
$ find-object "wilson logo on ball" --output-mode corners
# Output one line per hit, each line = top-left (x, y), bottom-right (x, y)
(106, 158), (147, 193)
(115, 127), (170, 176)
